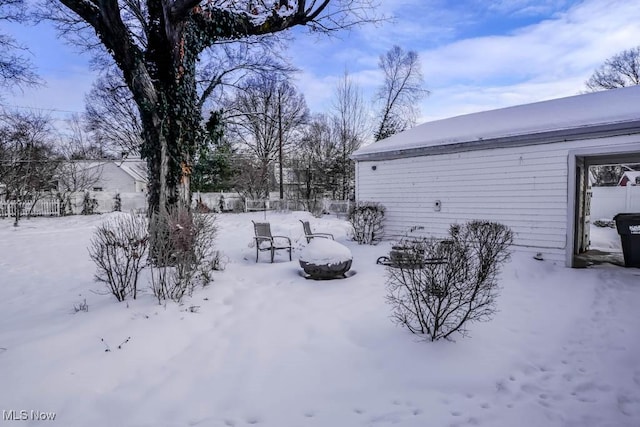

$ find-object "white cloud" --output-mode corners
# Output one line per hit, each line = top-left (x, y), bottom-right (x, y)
(419, 76), (586, 122)
(414, 0), (640, 119)
(481, 0), (572, 16)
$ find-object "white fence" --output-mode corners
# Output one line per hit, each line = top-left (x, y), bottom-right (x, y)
(591, 185), (640, 219)
(193, 192), (352, 216)
(0, 192), (147, 218)
(0, 199), (60, 218)
(244, 198), (352, 216)
(0, 191), (353, 218)
(193, 192), (245, 212)
(64, 191), (148, 215)
(245, 199), (320, 212)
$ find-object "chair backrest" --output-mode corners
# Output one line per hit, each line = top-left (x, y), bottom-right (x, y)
(300, 220), (312, 236)
(253, 221), (272, 238)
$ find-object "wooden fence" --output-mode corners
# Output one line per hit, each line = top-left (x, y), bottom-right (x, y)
(0, 199), (60, 218)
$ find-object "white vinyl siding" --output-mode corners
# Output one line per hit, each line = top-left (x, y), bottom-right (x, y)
(356, 134), (640, 263)
(94, 163), (138, 193)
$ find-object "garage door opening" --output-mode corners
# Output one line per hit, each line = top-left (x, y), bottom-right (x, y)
(572, 152), (640, 267)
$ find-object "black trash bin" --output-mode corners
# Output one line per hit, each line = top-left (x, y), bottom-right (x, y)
(613, 213), (640, 268)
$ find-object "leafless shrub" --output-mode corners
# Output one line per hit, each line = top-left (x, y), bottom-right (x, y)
(232, 198), (245, 213)
(73, 298), (89, 313)
(113, 193), (122, 212)
(210, 250), (227, 272)
(386, 221), (513, 341)
(81, 191), (98, 215)
(148, 206), (218, 303)
(349, 201), (385, 244)
(88, 214), (149, 301)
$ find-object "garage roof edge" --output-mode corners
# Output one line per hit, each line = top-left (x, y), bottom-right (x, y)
(352, 120), (640, 162)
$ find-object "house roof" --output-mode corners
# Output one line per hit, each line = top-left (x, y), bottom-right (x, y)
(619, 171), (640, 185)
(71, 160), (110, 171)
(65, 159), (148, 183)
(352, 85), (640, 161)
(117, 159), (148, 183)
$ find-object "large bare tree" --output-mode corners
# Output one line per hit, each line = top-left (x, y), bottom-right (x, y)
(0, 0), (39, 91)
(331, 71), (369, 199)
(46, 0), (378, 215)
(373, 45), (428, 141)
(226, 75), (308, 198)
(586, 46), (640, 92)
(291, 113), (340, 200)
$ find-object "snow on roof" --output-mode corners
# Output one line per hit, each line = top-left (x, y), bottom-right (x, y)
(64, 159), (147, 183)
(619, 171), (640, 185)
(117, 159), (148, 183)
(353, 86), (640, 160)
(71, 160), (109, 171)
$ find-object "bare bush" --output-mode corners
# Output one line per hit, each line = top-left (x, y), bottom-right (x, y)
(73, 298), (89, 313)
(148, 206), (218, 303)
(349, 202), (385, 244)
(386, 221), (513, 341)
(81, 191), (98, 215)
(88, 214), (149, 301)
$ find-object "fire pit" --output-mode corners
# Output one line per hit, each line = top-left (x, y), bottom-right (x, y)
(299, 238), (353, 280)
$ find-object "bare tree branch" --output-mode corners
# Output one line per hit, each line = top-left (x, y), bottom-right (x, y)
(374, 45), (429, 141)
(586, 46), (640, 92)
(0, 0), (40, 90)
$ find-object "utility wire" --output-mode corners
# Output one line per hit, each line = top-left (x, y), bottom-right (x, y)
(0, 103), (84, 115)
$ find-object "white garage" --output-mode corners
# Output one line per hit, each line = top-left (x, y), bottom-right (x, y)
(352, 86), (640, 267)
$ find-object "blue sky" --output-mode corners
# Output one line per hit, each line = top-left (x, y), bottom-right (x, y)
(3, 0), (640, 129)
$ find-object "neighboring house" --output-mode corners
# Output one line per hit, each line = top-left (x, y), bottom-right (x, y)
(618, 171), (640, 186)
(352, 85), (640, 267)
(59, 158), (148, 193)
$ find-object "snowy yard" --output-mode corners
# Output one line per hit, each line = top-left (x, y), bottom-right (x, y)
(1, 212), (639, 427)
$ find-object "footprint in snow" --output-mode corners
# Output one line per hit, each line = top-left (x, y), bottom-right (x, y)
(520, 383), (543, 394)
(617, 394), (640, 417)
(633, 372), (640, 387)
(571, 382), (600, 403)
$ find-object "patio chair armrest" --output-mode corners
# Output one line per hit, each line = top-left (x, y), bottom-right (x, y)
(309, 232), (334, 239)
(254, 236), (273, 243)
(272, 235), (291, 245)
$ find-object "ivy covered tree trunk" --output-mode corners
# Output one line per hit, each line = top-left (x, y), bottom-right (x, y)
(137, 12), (202, 214)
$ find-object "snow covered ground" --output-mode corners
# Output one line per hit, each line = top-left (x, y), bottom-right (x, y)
(1, 211), (639, 427)
(590, 222), (623, 252)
